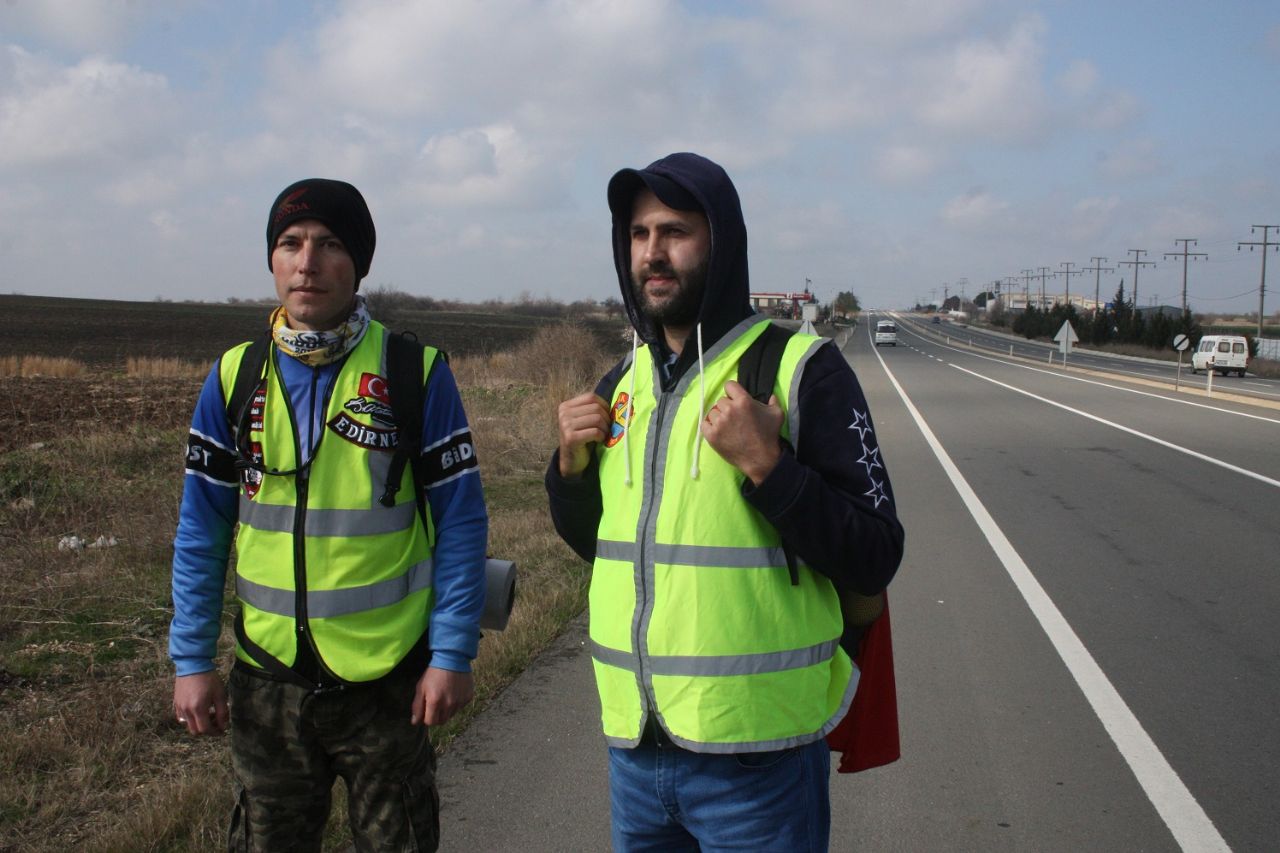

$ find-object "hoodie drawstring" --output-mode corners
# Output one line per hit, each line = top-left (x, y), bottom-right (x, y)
(690, 322), (705, 480)
(624, 330), (638, 486)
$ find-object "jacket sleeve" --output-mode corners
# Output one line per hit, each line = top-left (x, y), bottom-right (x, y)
(545, 450), (603, 563)
(544, 357), (632, 563)
(419, 360), (488, 673)
(169, 363), (240, 676)
(743, 341), (905, 595)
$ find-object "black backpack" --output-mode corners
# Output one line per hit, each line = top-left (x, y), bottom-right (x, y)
(736, 322), (884, 655)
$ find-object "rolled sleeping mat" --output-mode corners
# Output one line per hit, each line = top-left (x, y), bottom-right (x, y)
(481, 558), (517, 631)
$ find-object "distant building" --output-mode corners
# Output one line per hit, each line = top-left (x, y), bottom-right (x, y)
(750, 290), (816, 319)
(1003, 293), (1104, 313)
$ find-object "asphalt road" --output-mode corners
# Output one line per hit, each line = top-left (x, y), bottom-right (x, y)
(437, 319), (1280, 852)
(895, 314), (1280, 406)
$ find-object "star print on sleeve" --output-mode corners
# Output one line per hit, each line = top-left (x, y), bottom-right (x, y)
(848, 408), (873, 442)
(856, 444), (883, 477)
(863, 477), (889, 509)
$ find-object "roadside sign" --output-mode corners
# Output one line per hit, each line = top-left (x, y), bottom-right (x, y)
(1054, 321), (1079, 345)
(1054, 321), (1079, 363)
(1174, 334), (1188, 389)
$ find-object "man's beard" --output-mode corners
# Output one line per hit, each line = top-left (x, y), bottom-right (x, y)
(631, 258), (708, 328)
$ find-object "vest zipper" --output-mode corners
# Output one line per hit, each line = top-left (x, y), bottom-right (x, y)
(633, 384), (674, 727)
(288, 363), (340, 687)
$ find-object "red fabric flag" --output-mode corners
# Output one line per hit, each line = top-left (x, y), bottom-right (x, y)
(827, 594), (900, 773)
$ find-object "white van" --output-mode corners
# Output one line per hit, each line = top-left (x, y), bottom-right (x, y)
(875, 321), (898, 346)
(1191, 335), (1249, 376)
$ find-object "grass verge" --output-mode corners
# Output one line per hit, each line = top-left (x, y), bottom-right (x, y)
(0, 321), (621, 851)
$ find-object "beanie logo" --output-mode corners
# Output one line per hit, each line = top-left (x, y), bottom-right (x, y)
(273, 188), (311, 226)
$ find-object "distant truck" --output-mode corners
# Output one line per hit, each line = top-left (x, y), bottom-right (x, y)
(1191, 334), (1249, 376)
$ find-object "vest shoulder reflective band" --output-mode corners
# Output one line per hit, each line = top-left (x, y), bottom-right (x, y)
(590, 316), (856, 751)
(218, 322), (439, 683)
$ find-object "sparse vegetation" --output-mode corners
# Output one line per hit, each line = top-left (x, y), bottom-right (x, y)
(0, 305), (624, 851)
(0, 355), (89, 379)
(125, 357), (209, 380)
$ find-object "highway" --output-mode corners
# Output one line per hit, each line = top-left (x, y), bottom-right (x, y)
(438, 318), (1280, 852)
(845, 314), (1279, 851)
(894, 313), (1280, 406)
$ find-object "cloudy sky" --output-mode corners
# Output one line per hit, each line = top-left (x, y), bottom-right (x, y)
(2, 0), (1278, 314)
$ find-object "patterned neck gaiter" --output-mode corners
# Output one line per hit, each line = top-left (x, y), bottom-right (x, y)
(270, 294), (371, 367)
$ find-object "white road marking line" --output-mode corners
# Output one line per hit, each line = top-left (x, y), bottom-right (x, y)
(950, 363), (1280, 489)
(866, 342), (1231, 853)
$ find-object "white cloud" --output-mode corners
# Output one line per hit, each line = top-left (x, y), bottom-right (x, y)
(1057, 59), (1098, 99)
(409, 124), (556, 208)
(874, 145), (941, 183)
(0, 47), (173, 169)
(1064, 195), (1121, 243)
(1096, 137), (1162, 180)
(0, 0), (173, 52)
(917, 16), (1050, 141)
(765, 0), (997, 43)
(941, 188), (1009, 227)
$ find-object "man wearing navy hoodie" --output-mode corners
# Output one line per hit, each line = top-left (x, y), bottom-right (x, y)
(547, 152), (905, 851)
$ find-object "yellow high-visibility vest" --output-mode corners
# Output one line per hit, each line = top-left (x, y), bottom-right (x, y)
(219, 322), (437, 683)
(591, 316), (856, 751)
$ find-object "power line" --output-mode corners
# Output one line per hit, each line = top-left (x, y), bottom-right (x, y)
(1163, 239), (1207, 315)
(1188, 287), (1260, 301)
(1082, 256), (1114, 312)
(1037, 266), (1054, 309)
(1117, 249), (1155, 310)
(1058, 261), (1081, 308)
(1238, 225), (1278, 340)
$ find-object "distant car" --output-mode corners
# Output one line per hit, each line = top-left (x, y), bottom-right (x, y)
(931, 316), (941, 324)
(875, 321), (898, 346)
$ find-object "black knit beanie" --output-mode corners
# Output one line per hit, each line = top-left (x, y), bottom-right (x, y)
(266, 178), (376, 283)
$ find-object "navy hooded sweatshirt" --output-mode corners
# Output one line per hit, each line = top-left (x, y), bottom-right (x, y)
(545, 152), (904, 597)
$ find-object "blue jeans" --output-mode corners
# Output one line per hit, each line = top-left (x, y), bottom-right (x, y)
(608, 739), (831, 852)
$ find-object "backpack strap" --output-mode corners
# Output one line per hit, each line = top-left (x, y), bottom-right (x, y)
(737, 321), (800, 584)
(227, 332), (272, 466)
(380, 332), (426, 509)
(381, 332), (447, 534)
(736, 321), (795, 404)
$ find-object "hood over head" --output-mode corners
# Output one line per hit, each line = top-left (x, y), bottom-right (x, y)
(607, 152), (753, 355)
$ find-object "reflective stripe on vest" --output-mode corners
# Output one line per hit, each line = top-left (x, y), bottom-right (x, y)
(589, 316), (856, 752)
(218, 322), (438, 683)
(237, 557), (434, 618)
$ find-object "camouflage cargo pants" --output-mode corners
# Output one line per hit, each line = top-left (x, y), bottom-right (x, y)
(227, 665), (439, 852)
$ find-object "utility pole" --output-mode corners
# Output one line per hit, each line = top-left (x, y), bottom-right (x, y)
(1238, 225), (1278, 340)
(1037, 266), (1053, 309)
(1082, 256), (1114, 313)
(1163, 239), (1207, 316)
(1021, 269), (1034, 310)
(1117, 249), (1154, 315)
(1058, 261), (1081, 309)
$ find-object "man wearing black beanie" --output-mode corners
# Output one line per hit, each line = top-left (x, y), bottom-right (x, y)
(170, 179), (488, 851)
